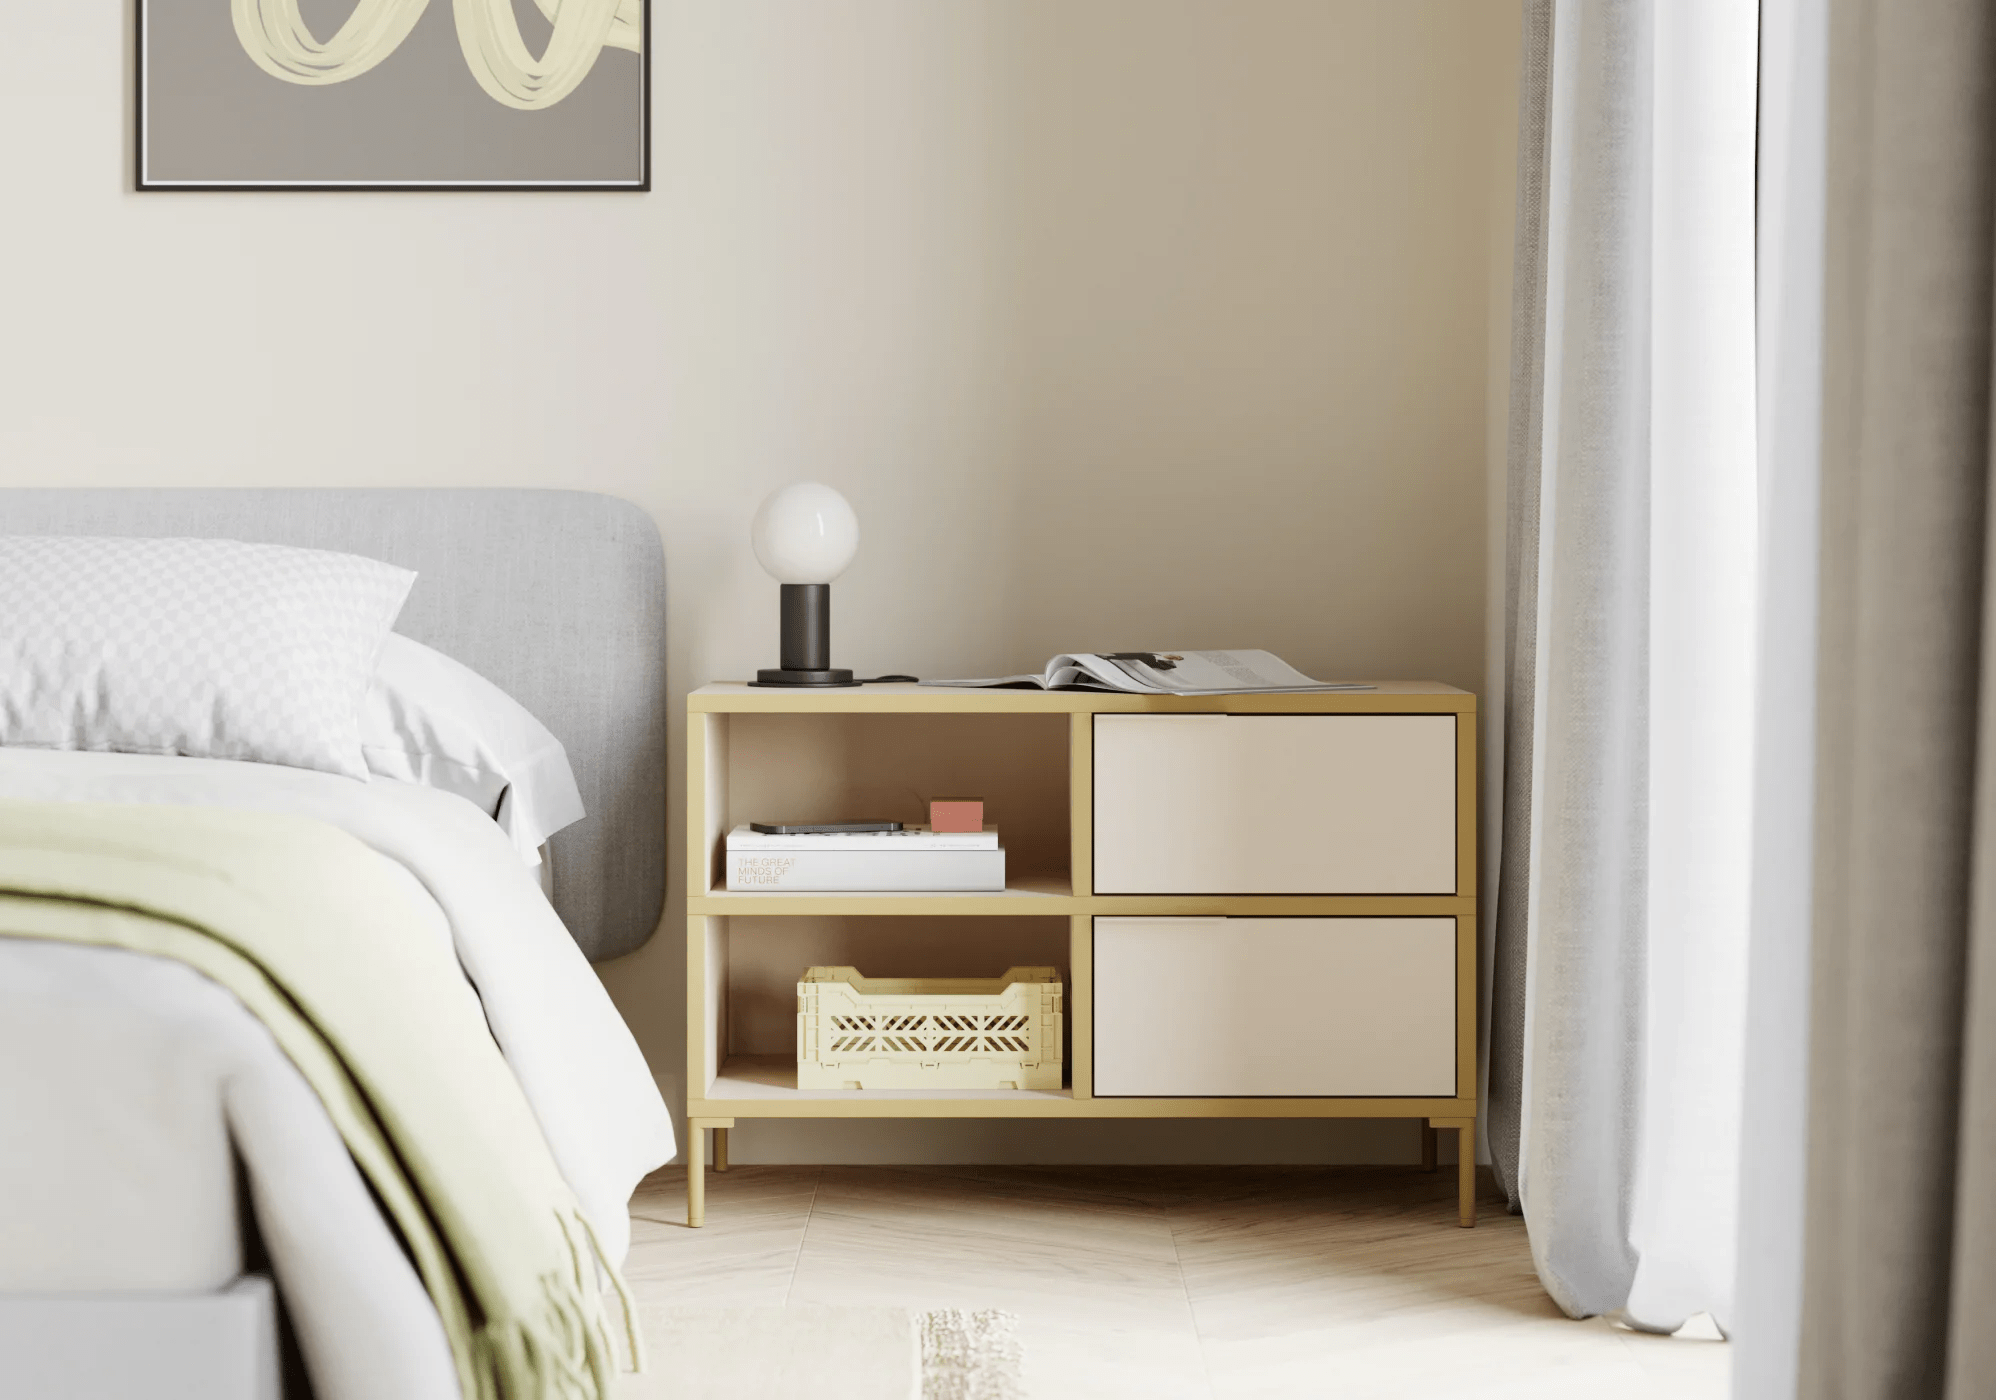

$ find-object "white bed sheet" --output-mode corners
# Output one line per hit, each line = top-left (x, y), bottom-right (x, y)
(0, 749), (675, 1400)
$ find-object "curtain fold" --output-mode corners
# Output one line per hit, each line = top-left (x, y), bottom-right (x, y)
(1514, 0), (1656, 1319)
(1790, 2), (1996, 1396)
(1731, 0), (1826, 1392)
(1487, 0), (1757, 1330)
(1486, 0), (1553, 1220)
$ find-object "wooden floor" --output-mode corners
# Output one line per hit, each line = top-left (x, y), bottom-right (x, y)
(623, 1164), (1730, 1399)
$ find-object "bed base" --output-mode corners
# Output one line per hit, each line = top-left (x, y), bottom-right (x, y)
(0, 1274), (281, 1400)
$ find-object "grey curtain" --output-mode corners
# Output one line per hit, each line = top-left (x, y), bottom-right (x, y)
(1795, 1), (1996, 1395)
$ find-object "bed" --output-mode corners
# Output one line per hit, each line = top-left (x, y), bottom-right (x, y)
(0, 489), (674, 1400)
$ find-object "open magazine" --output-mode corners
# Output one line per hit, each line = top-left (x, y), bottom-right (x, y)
(922, 650), (1373, 695)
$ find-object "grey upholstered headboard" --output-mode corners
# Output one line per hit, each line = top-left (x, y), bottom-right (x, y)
(0, 489), (665, 961)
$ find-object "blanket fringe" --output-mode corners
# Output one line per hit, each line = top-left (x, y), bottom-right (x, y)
(467, 1210), (641, 1400)
(574, 1208), (646, 1375)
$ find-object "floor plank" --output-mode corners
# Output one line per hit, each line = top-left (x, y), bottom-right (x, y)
(623, 1165), (1730, 1399)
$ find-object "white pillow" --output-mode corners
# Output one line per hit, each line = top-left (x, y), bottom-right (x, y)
(0, 536), (414, 779)
(360, 633), (586, 864)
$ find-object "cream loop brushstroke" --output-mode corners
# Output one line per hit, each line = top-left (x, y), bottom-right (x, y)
(231, 0), (642, 111)
(537, 0), (642, 58)
(453, 0), (626, 109)
(231, 0), (427, 85)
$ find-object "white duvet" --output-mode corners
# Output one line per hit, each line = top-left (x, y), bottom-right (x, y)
(0, 749), (675, 1400)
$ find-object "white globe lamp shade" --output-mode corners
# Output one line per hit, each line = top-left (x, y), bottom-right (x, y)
(750, 483), (860, 585)
(749, 483), (863, 687)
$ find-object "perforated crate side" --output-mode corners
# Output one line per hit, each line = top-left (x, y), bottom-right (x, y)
(796, 970), (1064, 1091)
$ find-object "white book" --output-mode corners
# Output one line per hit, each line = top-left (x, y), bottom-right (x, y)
(726, 824), (999, 851)
(726, 846), (1006, 892)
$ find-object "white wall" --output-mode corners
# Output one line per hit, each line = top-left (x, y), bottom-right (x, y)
(2, 1), (1520, 1163)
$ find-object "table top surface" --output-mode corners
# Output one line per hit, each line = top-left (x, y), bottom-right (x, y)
(688, 680), (1475, 712)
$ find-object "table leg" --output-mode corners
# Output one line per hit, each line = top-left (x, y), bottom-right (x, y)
(1457, 1121), (1477, 1228)
(688, 1122), (707, 1228)
(714, 1126), (730, 1173)
(1421, 1121), (1438, 1172)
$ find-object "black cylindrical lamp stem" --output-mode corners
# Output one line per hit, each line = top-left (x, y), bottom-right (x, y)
(780, 584), (830, 671)
(754, 583), (857, 687)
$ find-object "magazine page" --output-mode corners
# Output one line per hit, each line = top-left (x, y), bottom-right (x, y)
(922, 650), (1372, 693)
(1097, 650), (1368, 694)
(921, 654), (1163, 691)
(1045, 654), (1162, 691)
(918, 672), (1054, 689)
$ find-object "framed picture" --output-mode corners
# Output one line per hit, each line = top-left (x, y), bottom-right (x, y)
(137, 1), (648, 190)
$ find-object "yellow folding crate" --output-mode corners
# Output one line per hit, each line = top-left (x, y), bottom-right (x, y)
(796, 966), (1064, 1091)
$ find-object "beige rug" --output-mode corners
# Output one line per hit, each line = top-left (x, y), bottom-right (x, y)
(919, 1309), (1025, 1400)
(618, 1305), (1022, 1400)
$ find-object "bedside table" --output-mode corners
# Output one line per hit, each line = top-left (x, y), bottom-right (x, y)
(681, 682), (1478, 1227)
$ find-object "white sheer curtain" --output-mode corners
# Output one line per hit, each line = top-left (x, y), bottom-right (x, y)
(1622, 0), (1760, 1328)
(1733, 0), (1826, 1391)
(1488, 0), (1758, 1331)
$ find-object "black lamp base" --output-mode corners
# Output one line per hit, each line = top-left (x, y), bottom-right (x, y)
(750, 667), (859, 688)
(750, 585), (859, 686)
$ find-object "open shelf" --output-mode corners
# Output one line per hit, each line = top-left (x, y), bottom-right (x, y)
(692, 1057), (1477, 1120)
(690, 887), (1476, 918)
(692, 708), (1072, 900)
(696, 913), (1073, 1082)
(710, 1055), (1073, 1104)
(692, 870), (1075, 914)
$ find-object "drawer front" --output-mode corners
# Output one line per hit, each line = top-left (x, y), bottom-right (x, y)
(1093, 917), (1456, 1097)
(1092, 713), (1456, 894)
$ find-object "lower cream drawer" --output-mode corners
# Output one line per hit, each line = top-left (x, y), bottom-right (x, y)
(1092, 917), (1456, 1097)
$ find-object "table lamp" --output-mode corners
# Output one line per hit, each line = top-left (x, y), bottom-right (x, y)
(750, 482), (861, 687)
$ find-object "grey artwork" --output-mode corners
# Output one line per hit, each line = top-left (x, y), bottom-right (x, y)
(139, 0), (646, 189)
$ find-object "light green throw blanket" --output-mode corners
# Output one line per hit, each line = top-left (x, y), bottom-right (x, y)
(0, 799), (637, 1400)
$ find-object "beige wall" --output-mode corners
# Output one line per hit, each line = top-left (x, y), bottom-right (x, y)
(2, 2), (1520, 1163)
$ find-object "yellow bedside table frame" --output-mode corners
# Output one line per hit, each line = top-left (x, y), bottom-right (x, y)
(683, 682), (1478, 1229)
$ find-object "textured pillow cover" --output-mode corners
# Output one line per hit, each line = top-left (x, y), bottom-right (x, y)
(0, 536), (415, 779)
(360, 633), (586, 863)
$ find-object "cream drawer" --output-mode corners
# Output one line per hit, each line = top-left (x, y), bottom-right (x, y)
(1092, 917), (1457, 1097)
(1091, 713), (1456, 894)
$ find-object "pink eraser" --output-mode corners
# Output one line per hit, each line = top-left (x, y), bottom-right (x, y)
(930, 798), (984, 833)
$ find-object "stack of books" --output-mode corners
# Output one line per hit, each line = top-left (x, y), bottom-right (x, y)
(725, 823), (1005, 891)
